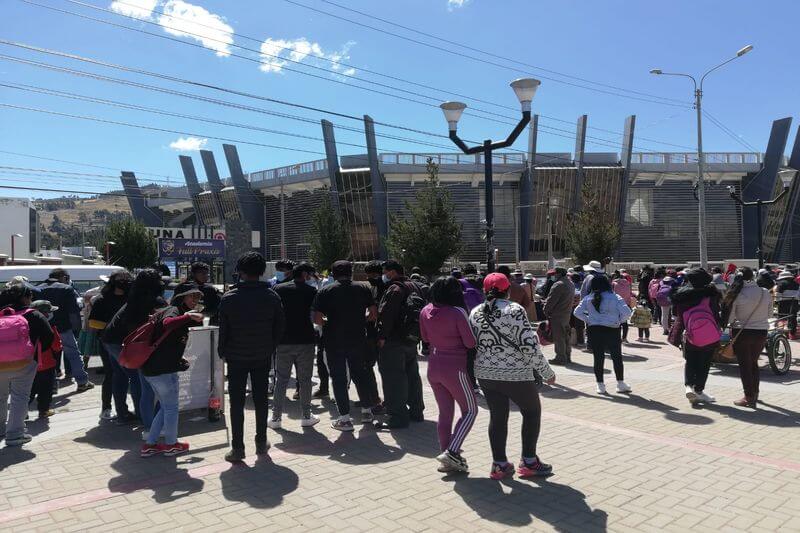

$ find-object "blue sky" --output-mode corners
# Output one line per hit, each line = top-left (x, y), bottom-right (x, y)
(1, 0), (798, 198)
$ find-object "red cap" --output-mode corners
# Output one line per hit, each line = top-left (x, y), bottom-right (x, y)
(483, 272), (511, 293)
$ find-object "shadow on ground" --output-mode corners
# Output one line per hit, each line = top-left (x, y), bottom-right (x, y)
(220, 456), (298, 508)
(451, 476), (608, 531)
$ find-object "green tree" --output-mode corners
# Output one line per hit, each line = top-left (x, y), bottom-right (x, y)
(565, 184), (621, 266)
(306, 190), (351, 272)
(105, 217), (157, 269)
(385, 159), (462, 276)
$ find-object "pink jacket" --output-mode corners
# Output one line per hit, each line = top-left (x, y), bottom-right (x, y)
(419, 303), (476, 359)
(612, 278), (633, 305)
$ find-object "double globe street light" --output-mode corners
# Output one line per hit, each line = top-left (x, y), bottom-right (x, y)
(440, 78), (540, 273)
(650, 45), (754, 270)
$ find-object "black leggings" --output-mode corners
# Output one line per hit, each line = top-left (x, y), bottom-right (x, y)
(29, 368), (55, 413)
(478, 379), (542, 463)
(587, 325), (624, 382)
(684, 344), (715, 392)
(621, 323), (629, 340)
(98, 343), (113, 411)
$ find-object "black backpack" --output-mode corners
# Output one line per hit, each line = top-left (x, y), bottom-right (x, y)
(395, 281), (426, 340)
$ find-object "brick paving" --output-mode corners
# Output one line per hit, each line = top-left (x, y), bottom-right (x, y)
(2, 331), (800, 532)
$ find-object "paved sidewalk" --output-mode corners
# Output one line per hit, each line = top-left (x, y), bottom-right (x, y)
(2, 331), (800, 532)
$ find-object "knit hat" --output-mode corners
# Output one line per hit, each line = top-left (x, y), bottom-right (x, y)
(685, 268), (712, 288)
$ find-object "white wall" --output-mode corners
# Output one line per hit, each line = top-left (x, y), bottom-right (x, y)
(0, 198), (35, 260)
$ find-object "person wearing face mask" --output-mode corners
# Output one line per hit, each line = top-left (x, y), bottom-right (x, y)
(91, 271), (135, 423)
(270, 260), (295, 287)
(270, 262), (320, 429)
(361, 260), (386, 409)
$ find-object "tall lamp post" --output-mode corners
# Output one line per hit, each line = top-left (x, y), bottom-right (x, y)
(10, 233), (23, 264)
(650, 44), (753, 270)
(105, 241), (116, 265)
(440, 78), (540, 273)
(728, 185), (788, 269)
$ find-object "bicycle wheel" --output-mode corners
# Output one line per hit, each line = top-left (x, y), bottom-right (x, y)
(768, 333), (792, 375)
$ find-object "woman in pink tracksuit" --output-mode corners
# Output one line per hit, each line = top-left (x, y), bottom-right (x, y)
(419, 276), (477, 474)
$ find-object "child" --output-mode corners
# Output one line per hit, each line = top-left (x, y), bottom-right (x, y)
(29, 300), (62, 418)
(631, 298), (652, 342)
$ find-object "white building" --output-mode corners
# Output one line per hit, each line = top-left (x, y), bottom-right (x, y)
(0, 197), (40, 264)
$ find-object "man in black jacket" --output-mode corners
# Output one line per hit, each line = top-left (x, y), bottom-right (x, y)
(375, 260), (424, 429)
(40, 268), (93, 392)
(218, 252), (285, 462)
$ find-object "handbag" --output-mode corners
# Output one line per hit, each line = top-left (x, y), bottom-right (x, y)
(536, 321), (553, 346)
(716, 290), (764, 363)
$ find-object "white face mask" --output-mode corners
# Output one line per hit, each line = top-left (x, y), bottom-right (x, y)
(382, 274), (391, 284)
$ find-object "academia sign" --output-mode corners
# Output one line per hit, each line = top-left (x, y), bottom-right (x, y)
(147, 226), (226, 240)
(158, 238), (226, 262)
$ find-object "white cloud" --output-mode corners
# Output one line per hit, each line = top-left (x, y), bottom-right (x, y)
(157, 0), (234, 57)
(259, 37), (357, 77)
(447, 0), (469, 10)
(110, 0), (158, 19)
(169, 136), (207, 151)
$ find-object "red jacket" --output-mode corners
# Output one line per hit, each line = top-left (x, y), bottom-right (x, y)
(38, 327), (62, 372)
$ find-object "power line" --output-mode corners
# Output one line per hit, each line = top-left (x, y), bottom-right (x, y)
(77, 0), (695, 150)
(11, 2), (694, 153)
(283, 0), (690, 108)
(317, 0), (688, 106)
(702, 109), (760, 153)
(0, 148), (177, 180)
(0, 102), (328, 156)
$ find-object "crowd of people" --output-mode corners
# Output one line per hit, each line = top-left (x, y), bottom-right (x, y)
(0, 256), (791, 478)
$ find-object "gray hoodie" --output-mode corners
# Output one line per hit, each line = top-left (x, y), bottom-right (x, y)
(727, 280), (772, 331)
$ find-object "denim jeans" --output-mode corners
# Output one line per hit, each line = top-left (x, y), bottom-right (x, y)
(60, 329), (89, 385)
(103, 342), (141, 418)
(139, 369), (156, 429)
(0, 360), (38, 441)
(143, 373), (179, 445)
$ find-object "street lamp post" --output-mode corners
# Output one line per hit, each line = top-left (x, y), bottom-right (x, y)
(650, 44), (753, 270)
(106, 241), (116, 265)
(10, 233), (23, 264)
(728, 185), (788, 268)
(440, 78), (540, 273)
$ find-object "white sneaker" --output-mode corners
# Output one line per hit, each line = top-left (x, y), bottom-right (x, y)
(616, 381), (632, 393)
(267, 418), (282, 430)
(596, 382), (607, 394)
(301, 414), (320, 427)
(685, 386), (698, 403)
(99, 408), (114, 421)
(696, 391), (716, 403)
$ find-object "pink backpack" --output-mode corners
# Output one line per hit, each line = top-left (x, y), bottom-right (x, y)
(648, 279), (660, 301)
(0, 307), (35, 370)
(683, 297), (721, 347)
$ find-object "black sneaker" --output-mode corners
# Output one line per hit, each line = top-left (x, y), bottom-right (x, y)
(255, 441), (270, 455)
(312, 388), (329, 399)
(76, 382), (95, 393)
(331, 419), (354, 432)
(436, 450), (468, 473)
(114, 412), (138, 425)
(225, 448), (245, 463)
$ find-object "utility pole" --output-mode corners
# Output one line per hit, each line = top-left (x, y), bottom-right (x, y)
(546, 191), (555, 269)
(694, 88), (708, 269)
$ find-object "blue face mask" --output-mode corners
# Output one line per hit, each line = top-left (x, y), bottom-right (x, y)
(306, 279), (317, 288)
(274, 271), (286, 282)
(382, 274), (391, 284)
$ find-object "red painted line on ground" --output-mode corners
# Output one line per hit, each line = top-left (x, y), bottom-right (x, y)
(544, 411), (800, 473)
(0, 447), (292, 524)
(4, 410), (800, 524)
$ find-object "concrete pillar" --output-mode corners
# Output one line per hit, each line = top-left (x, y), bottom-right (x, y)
(518, 115), (538, 261)
(321, 119), (341, 210)
(572, 114), (588, 211)
(119, 171), (163, 226)
(364, 115), (387, 259)
(199, 150), (225, 222)
(178, 155), (204, 226)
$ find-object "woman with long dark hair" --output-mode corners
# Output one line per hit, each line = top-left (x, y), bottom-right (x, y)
(469, 273), (555, 480)
(90, 270), (133, 422)
(721, 267), (772, 407)
(103, 269), (168, 436)
(419, 276), (476, 474)
(668, 269), (722, 405)
(139, 286), (203, 457)
(574, 275), (633, 394)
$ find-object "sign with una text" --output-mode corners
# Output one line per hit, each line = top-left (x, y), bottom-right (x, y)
(158, 238), (225, 262)
(147, 226), (226, 240)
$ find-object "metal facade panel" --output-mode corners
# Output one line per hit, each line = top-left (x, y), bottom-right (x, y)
(618, 182), (742, 264)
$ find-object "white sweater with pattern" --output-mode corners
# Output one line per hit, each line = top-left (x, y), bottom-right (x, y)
(469, 299), (555, 382)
